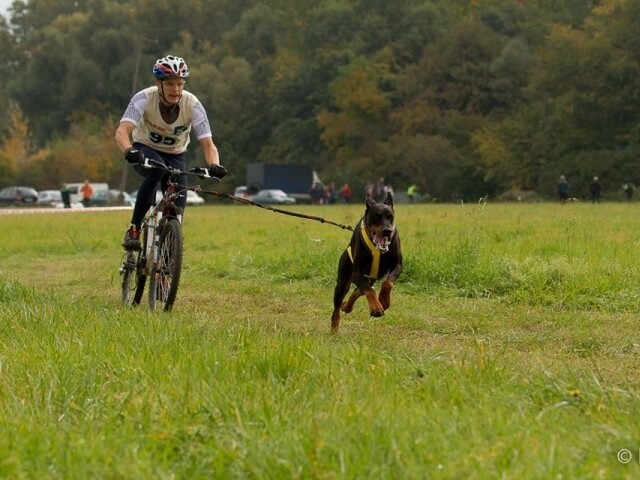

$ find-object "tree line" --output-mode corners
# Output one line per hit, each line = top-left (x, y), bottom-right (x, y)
(0, 0), (637, 202)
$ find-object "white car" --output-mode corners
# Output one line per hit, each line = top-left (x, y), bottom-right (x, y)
(185, 190), (205, 205)
(37, 190), (62, 206)
(130, 189), (205, 205)
(234, 186), (250, 199)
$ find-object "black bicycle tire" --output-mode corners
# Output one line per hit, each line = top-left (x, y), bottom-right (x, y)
(148, 218), (183, 311)
(132, 227), (148, 304)
(121, 248), (146, 307)
(121, 251), (137, 306)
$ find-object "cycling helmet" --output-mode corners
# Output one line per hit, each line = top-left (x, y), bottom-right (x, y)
(152, 55), (190, 79)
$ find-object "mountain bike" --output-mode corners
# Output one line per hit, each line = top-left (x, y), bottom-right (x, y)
(119, 158), (218, 311)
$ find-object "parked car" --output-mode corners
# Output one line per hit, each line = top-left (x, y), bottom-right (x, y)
(234, 185), (250, 199)
(88, 189), (135, 207)
(0, 186), (39, 205)
(64, 182), (109, 205)
(250, 189), (296, 204)
(186, 190), (205, 205)
(37, 190), (62, 207)
(130, 189), (205, 205)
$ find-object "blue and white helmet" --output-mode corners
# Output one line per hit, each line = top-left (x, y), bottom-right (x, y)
(152, 55), (189, 79)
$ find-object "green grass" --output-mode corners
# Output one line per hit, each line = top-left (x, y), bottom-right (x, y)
(1, 202), (640, 479)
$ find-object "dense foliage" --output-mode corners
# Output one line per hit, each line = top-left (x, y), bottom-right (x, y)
(0, 0), (637, 201)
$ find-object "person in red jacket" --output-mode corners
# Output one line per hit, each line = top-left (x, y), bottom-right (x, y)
(339, 183), (352, 203)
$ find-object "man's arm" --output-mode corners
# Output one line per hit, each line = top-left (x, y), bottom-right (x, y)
(115, 121), (136, 153)
(199, 137), (220, 167)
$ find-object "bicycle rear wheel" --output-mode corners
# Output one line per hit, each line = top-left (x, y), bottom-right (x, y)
(120, 248), (146, 306)
(148, 218), (183, 311)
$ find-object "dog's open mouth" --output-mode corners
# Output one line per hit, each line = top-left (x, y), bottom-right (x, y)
(373, 234), (390, 253)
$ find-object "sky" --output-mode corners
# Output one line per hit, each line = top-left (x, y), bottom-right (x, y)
(0, 0), (11, 18)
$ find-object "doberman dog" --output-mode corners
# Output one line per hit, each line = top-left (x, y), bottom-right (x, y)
(331, 192), (403, 333)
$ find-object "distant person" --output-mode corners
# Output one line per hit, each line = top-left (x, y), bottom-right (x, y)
(384, 184), (394, 201)
(80, 179), (93, 208)
(326, 182), (338, 204)
(60, 183), (71, 208)
(556, 175), (570, 202)
(339, 183), (352, 203)
(366, 183), (374, 198)
(623, 183), (635, 201)
(374, 177), (386, 202)
(310, 182), (324, 204)
(323, 183), (331, 204)
(589, 176), (601, 203)
(407, 184), (418, 204)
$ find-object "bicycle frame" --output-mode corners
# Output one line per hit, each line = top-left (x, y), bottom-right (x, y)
(120, 159), (219, 311)
(140, 181), (181, 276)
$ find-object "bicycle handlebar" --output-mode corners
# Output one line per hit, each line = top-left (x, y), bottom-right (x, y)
(141, 158), (222, 181)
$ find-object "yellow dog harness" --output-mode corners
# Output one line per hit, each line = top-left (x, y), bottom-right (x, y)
(346, 220), (381, 279)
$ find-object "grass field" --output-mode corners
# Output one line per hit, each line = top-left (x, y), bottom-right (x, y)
(1, 200), (640, 479)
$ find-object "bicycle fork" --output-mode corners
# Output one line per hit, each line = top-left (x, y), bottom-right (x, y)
(144, 212), (161, 277)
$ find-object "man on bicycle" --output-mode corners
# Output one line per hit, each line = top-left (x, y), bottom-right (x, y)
(115, 54), (227, 250)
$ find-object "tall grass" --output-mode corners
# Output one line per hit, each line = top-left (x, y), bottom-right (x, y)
(1, 202), (640, 478)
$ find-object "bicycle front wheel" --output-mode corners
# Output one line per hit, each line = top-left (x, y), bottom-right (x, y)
(148, 218), (183, 311)
(121, 249), (146, 307)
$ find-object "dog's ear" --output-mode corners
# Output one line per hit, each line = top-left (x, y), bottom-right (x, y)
(365, 195), (376, 210)
(383, 191), (394, 208)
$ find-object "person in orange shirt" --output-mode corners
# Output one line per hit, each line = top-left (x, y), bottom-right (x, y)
(80, 179), (93, 208)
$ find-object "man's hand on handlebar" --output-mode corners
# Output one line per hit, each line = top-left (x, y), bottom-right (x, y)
(124, 147), (144, 165)
(207, 164), (227, 179)
(191, 164), (227, 179)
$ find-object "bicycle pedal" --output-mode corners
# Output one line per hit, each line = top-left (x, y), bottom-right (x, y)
(122, 260), (135, 269)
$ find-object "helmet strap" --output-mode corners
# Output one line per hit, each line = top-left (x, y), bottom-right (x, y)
(158, 81), (180, 123)
(158, 81), (169, 104)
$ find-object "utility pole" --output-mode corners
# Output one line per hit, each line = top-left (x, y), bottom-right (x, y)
(118, 40), (143, 204)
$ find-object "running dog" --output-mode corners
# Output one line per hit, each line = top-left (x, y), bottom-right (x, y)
(331, 192), (403, 333)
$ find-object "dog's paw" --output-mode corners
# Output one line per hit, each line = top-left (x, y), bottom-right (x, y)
(331, 315), (341, 333)
(379, 281), (393, 310)
(379, 295), (391, 310)
(341, 302), (353, 314)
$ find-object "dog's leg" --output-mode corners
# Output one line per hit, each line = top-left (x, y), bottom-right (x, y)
(363, 288), (385, 317)
(331, 252), (353, 333)
(380, 244), (403, 311)
(341, 287), (363, 313)
(351, 273), (384, 317)
(331, 312), (341, 334)
(378, 279), (393, 310)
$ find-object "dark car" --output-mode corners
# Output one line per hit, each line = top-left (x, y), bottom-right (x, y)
(0, 186), (39, 205)
(88, 189), (135, 207)
(250, 189), (296, 204)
